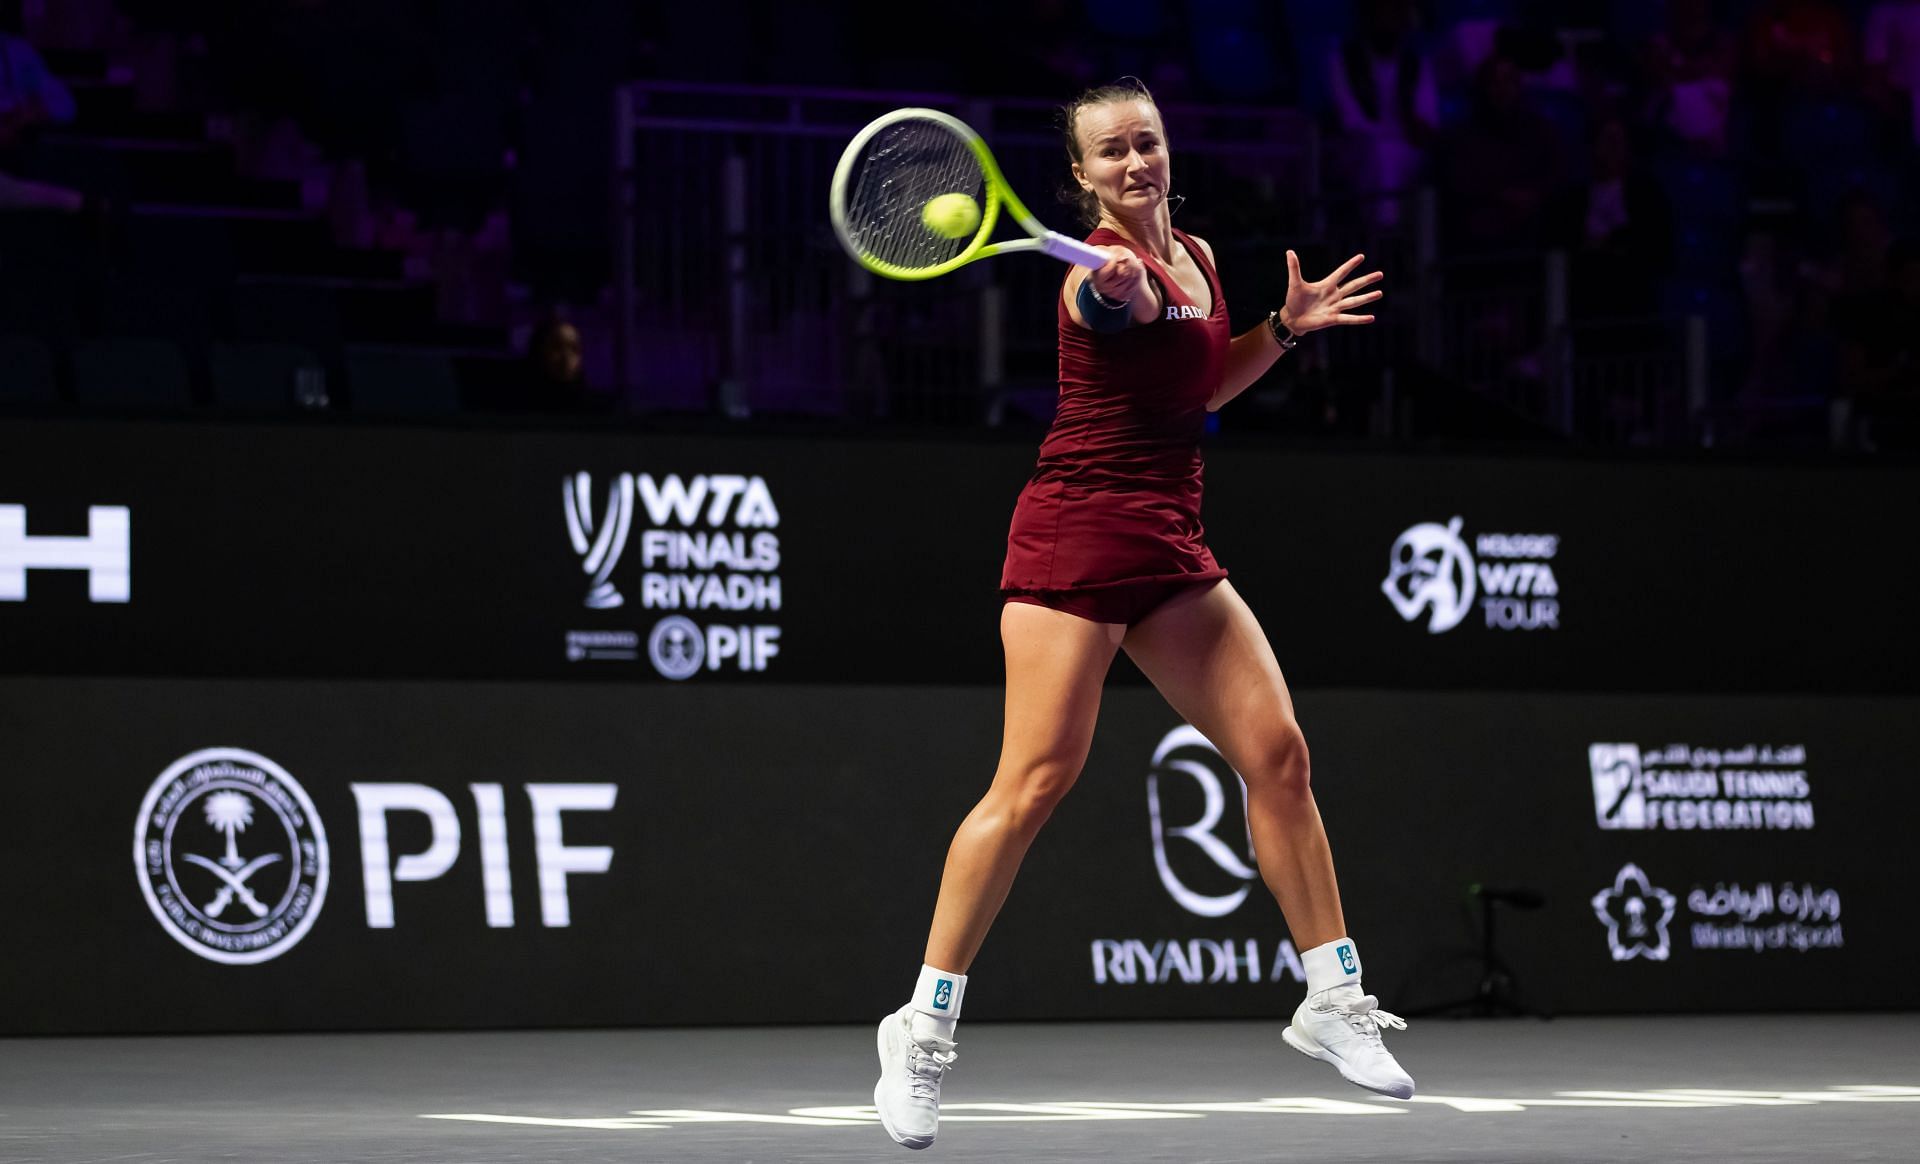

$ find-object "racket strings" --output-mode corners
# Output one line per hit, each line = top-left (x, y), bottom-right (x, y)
(843, 119), (986, 271)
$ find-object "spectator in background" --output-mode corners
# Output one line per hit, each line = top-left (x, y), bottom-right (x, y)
(998, 0), (1100, 96)
(1553, 115), (1673, 318)
(0, 0), (83, 213)
(1835, 238), (1920, 448)
(1746, 0), (1866, 166)
(1327, 0), (1438, 230)
(1865, 0), (1920, 146)
(1746, 0), (1856, 94)
(1783, 190), (1897, 427)
(517, 314), (609, 414)
(1440, 54), (1561, 250)
(1644, 0), (1739, 156)
(1819, 189), (1895, 302)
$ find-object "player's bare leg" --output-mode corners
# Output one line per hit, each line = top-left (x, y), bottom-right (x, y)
(877, 601), (1121, 1149)
(924, 602), (1121, 971)
(1125, 580), (1413, 1099)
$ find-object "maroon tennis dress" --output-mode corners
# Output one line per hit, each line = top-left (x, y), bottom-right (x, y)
(1001, 225), (1230, 626)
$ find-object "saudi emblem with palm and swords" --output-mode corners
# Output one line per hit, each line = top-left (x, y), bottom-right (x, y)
(134, 747), (330, 965)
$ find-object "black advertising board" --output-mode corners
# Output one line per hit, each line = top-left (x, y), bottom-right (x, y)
(2, 418), (1916, 692)
(3, 676), (1912, 1034)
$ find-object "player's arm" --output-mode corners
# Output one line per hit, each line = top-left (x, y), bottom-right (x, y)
(1204, 236), (1289, 411)
(1063, 245), (1159, 331)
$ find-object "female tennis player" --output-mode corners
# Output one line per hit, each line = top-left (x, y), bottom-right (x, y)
(874, 80), (1410, 1150)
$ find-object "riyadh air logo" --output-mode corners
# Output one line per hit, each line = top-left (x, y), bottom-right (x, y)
(933, 979), (954, 1010)
(1591, 863), (1675, 962)
(1382, 517), (1560, 633)
(1147, 725), (1258, 917)
(133, 748), (330, 965)
(0, 504), (130, 602)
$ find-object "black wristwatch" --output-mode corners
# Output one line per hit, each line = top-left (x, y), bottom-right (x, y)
(1266, 311), (1300, 351)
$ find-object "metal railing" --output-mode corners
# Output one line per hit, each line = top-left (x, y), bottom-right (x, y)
(612, 82), (1710, 444)
(614, 81), (1320, 420)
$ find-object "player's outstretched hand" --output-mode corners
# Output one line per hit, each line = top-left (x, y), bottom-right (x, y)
(1280, 250), (1384, 335)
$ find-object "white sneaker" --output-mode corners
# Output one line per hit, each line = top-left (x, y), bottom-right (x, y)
(1282, 989), (1415, 1099)
(874, 1005), (957, 1150)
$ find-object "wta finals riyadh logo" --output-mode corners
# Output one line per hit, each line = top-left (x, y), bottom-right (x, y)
(1381, 517), (1476, 633)
(565, 472), (634, 609)
(133, 748), (330, 965)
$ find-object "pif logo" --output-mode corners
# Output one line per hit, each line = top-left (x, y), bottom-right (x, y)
(133, 748), (330, 965)
(933, 979), (954, 1010)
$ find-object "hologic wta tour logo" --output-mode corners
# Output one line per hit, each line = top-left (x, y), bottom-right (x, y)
(563, 471), (782, 678)
(133, 748), (330, 965)
(1381, 517), (1560, 634)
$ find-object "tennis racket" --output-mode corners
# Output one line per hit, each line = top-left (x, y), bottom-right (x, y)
(830, 107), (1110, 281)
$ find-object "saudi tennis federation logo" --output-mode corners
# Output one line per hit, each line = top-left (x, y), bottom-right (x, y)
(1381, 517), (1476, 633)
(134, 748), (329, 965)
(1591, 863), (1675, 962)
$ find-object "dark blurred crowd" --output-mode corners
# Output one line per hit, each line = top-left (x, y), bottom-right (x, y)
(657, 0), (1920, 444)
(4, 0), (1917, 443)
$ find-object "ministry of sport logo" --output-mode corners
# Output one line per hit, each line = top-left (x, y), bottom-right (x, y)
(564, 472), (782, 679)
(1381, 517), (1560, 634)
(133, 748), (329, 965)
(1591, 863), (1676, 961)
(1592, 862), (1843, 961)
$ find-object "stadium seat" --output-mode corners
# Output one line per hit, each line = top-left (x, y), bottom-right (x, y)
(346, 348), (461, 416)
(211, 341), (326, 413)
(101, 274), (216, 345)
(1651, 158), (1744, 279)
(230, 279), (343, 354)
(72, 338), (193, 410)
(0, 335), (60, 404)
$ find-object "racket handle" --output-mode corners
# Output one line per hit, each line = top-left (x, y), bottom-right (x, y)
(1039, 232), (1110, 269)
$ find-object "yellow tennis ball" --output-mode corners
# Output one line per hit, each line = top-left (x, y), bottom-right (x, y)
(922, 192), (981, 240)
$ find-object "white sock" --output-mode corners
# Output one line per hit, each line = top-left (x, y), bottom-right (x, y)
(908, 963), (965, 1040)
(1302, 937), (1364, 1001)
